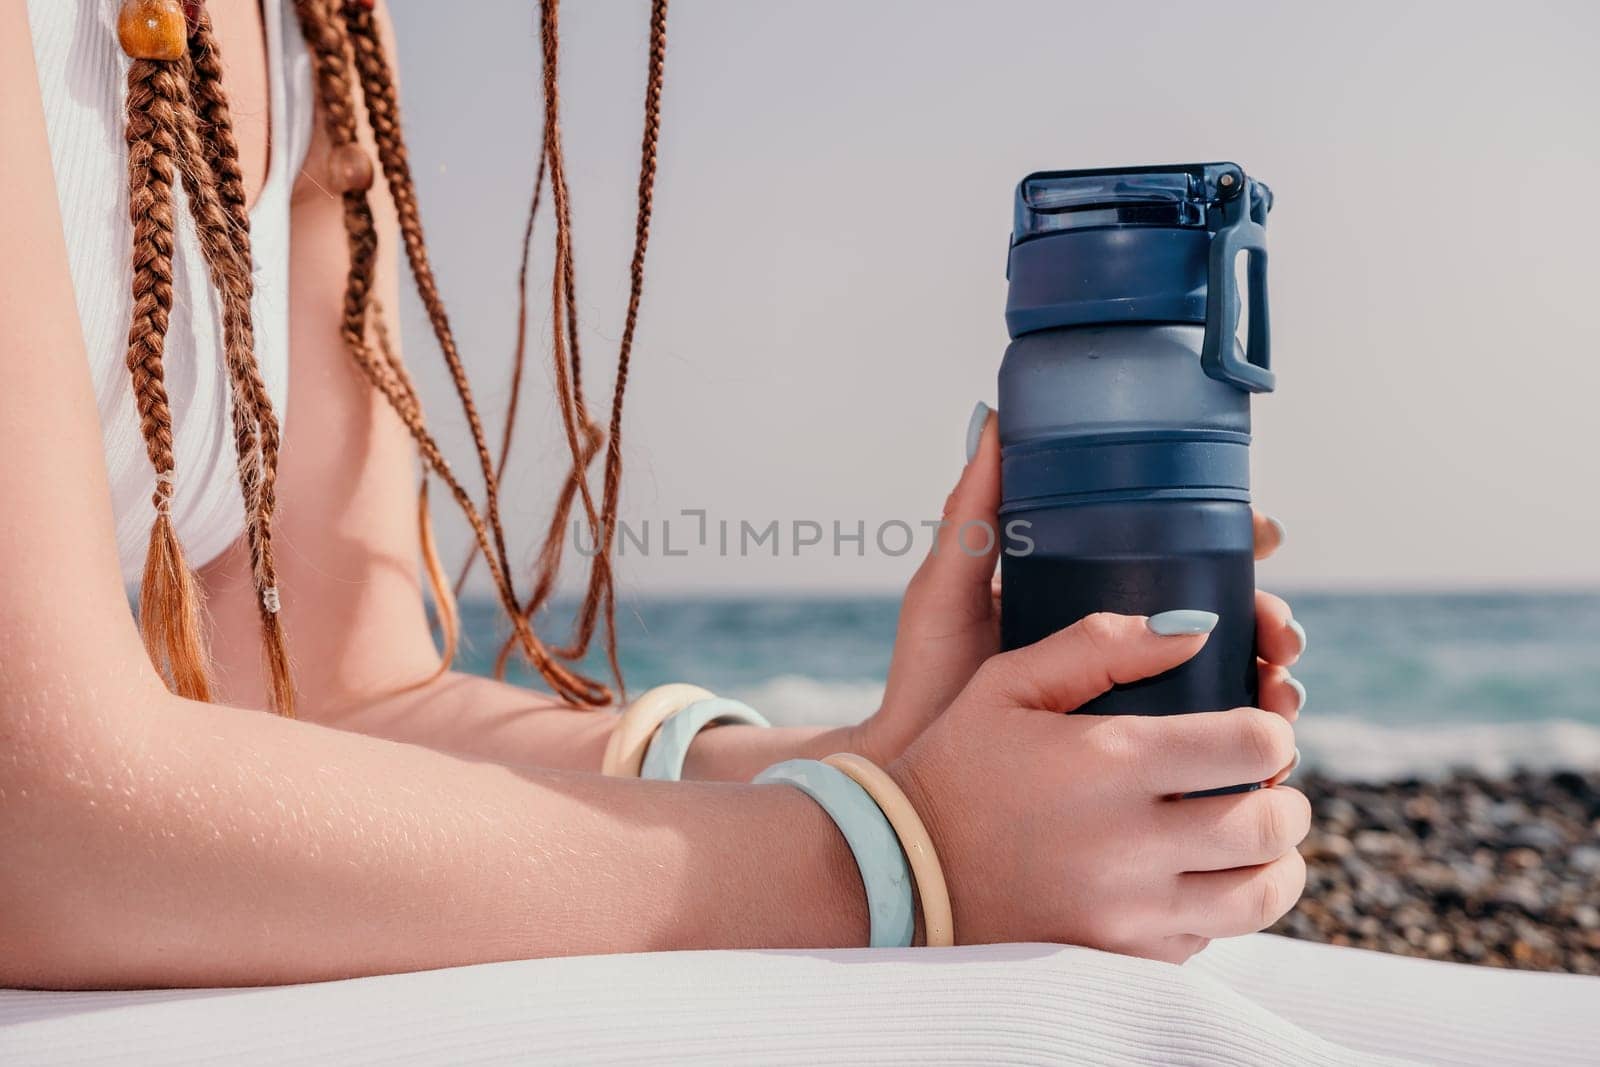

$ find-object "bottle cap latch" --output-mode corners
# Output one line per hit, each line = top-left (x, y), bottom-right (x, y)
(1200, 174), (1275, 393)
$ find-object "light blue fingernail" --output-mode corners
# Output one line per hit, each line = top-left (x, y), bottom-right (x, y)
(1147, 609), (1219, 636)
(1267, 515), (1288, 546)
(1286, 675), (1306, 713)
(965, 401), (991, 464)
(1287, 618), (1308, 655)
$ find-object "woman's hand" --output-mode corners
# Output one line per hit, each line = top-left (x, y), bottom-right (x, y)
(854, 404), (1305, 765)
(889, 611), (1309, 962)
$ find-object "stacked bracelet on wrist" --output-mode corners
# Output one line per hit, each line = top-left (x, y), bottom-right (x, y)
(607, 686), (954, 949)
(641, 697), (770, 781)
(606, 683), (771, 780)
(602, 683), (716, 777)
(755, 755), (954, 949)
(754, 758), (916, 948)
(822, 753), (953, 948)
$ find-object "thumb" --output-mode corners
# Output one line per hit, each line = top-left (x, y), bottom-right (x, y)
(905, 403), (1002, 624)
(983, 610), (1218, 713)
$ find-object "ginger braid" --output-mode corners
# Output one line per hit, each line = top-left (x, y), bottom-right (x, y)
(340, 2), (521, 598)
(120, 39), (213, 703)
(290, 0), (609, 706)
(343, 1), (615, 675)
(493, 0), (626, 681)
(520, 0), (609, 639)
(173, 9), (295, 715)
(453, 149), (548, 597)
(372, 302), (461, 683)
(114, 0), (664, 711)
(568, 0), (670, 681)
(495, 0), (670, 687)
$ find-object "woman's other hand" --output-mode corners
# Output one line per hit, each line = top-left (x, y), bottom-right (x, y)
(857, 403), (1305, 764)
(889, 611), (1309, 961)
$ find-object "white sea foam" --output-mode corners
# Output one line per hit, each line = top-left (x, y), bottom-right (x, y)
(1292, 717), (1600, 781)
(733, 675), (886, 728)
(731, 675), (1600, 781)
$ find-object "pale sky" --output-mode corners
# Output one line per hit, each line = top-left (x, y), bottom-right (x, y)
(386, 0), (1600, 595)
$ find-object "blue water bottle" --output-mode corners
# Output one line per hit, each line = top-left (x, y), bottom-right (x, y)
(998, 162), (1274, 718)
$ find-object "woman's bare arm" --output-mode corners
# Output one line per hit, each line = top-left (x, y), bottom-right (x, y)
(0, 5), (863, 989)
(179, 2), (855, 777)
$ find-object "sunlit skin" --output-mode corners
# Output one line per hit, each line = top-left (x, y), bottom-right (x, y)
(0, 1), (1305, 989)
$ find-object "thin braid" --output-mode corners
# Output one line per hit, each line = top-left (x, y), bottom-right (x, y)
(501, 148), (548, 485)
(184, 12), (251, 233)
(500, 0), (670, 687)
(498, 0), (612, 673)
(536, 1), (603, 529)
(368, 293), (460, 674)
(340, 4), (520, 597)
(574, 0), (669, 689)
(527, 0), (608, 611)
(348, 183), (602, 703)
(124, 54), (213, 702)
(453, 148), (547, 596)
(291, 0), (609, 706)
(176, 12), (295, 715)
(535, 3), (594, 441)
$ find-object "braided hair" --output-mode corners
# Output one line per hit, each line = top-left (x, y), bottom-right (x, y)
(114, 0), (670, 711)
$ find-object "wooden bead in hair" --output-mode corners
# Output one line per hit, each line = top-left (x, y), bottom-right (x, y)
(119, 0), (188, 61)
(330, 142), (375, 193)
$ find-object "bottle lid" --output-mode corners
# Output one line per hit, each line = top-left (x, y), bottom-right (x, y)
(1005, 161), (1275, 393)
(1012, 162), (1269, 245)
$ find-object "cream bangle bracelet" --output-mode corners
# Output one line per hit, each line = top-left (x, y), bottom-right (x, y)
(822, 752), (955, 948)
(640, 698), (771, 782)
(602, 683), (715, 777)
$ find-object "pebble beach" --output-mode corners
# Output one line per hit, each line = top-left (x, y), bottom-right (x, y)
(1272, 770), (1600, 975)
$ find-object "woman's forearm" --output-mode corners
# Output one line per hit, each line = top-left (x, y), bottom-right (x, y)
(0, 689), (868, 990)
(679, 721), (868, 781)
(310, 669), (866, 782)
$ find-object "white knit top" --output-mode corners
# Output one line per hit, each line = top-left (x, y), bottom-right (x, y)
(26, 0), (314, 580)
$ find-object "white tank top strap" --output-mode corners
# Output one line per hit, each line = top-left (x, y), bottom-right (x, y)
(25, 0), (315, 581)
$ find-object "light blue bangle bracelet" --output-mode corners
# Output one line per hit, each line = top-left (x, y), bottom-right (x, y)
(753, 758), (915, 948)
(640, 698), (771, 782)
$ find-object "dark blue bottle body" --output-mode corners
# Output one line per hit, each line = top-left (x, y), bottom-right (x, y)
(998, 164), (1274, 719)
(1000, 496), (1257, 715)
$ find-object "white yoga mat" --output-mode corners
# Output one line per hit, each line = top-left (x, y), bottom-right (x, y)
(3, 935), (1595, 1065)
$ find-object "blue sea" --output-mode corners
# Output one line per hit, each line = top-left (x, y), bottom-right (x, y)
(455, 593), (1600, 782)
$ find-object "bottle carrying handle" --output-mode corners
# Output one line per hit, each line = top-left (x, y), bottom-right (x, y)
(1200, 178), (1275, 393)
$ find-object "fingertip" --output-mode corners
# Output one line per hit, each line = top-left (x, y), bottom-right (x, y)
(1241, 704), (1297, 767)
(964, 401), (995, 465)
(1257, 663), (1306, 721)
(946, 404), (1000, 520)
(1266, 747), (1302, 788)
(1287, 618), (1307, 657)
(1252, 512), (1286, 560)
(922, 406), (1003, 586)
(1147, 609), (1219, 636)
(1255, 592), (1304, 667)
(1255, 589), (1291, 625)
(1285, 675), (1306, 714)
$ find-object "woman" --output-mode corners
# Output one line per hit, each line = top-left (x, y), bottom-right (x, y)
(0, 0), (1317, 990)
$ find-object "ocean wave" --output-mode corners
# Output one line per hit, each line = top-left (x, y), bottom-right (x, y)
(731, 675), (886, 728)
(1292, 717), (1600, 781)
(729, 675), (1600, 780)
